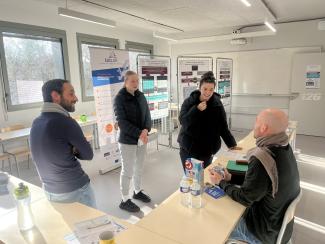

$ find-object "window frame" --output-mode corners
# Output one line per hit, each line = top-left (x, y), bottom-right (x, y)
(125, 41), (153, 54)
(77, 33), (119, 102)
(0, 20), (70, 112)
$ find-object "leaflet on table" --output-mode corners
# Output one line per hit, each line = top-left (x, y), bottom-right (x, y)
(72, 215), (126, 244)
(204, 185), (225, 200)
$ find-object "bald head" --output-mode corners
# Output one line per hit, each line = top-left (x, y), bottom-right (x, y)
(254, 108), (288, 138)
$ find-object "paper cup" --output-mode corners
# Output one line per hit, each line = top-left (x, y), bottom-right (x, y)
(99, 231), (115, 244)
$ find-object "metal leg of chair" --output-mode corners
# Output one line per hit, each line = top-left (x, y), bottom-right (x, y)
(9, 157), (12, 173)
(27, 154), (30, 169)
(13, 156), (20, 178)
(1, 160), (4, 171)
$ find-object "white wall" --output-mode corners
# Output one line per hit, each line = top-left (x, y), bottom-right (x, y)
(0, 0), (170, 127)
(170, 20), (325, 130)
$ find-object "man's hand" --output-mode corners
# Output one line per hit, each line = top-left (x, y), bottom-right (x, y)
(209, 168), (225, 185)
(72, 146), (79, 156)
(197, 101), (207, 111)
(139, 129), (148, 144)
(223, 168), (232, 182)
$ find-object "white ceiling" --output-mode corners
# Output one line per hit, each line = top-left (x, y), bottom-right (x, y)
(264, 0), (325, 22)
(36, 0), (325, 37)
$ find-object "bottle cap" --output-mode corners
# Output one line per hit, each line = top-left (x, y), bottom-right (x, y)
(14, 183), (30, 199)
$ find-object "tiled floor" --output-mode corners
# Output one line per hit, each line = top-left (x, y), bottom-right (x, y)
(3, 131), (325, 243)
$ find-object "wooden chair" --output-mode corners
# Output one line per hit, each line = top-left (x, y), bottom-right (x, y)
(1, 124), (31, 177)
(0, 143), (11, 172)
(72, 114), (95, 150)
(84, 131), (94, 150)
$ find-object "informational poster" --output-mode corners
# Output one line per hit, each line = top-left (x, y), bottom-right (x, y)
(306, 64), (321, 89)
(177, 57), (213, 103)
(216, 58), (233, 128)
(89, 48), (129, 172)
(216, 58), (233, 105)
(138, 56), (170, 120)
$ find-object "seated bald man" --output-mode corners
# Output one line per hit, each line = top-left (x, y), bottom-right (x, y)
(210, 108), (300, 244)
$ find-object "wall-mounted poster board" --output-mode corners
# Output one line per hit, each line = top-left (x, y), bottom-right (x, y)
(137, 55), (170, 120)
(216, 58), (233, 127)
(177, 56), (213, 104)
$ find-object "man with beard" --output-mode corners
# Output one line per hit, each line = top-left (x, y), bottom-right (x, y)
(30, 79), (96, 207)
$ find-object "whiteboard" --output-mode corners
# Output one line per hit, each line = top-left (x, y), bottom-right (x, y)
(233, 49), (294, 94)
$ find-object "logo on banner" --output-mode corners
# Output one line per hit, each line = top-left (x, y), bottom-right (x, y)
(105, 51), (118, 63)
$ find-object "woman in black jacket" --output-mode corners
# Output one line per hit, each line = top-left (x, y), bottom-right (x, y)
(114, 70), (152, 213)
(177, 71), (240, 170)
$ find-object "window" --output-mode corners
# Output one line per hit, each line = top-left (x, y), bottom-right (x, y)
(0, 21), (70, 111)
(77, 33), (119, 101)
(125, 41), (153, 72)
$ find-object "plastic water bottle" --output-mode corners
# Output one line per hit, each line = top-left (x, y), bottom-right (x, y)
(191, 179), (202, 209)
(179, 176), (190, 207)
(14, 183), (34, 231)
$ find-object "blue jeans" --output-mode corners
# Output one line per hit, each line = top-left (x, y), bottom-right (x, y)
(229, 218), (262, 244)
(44, 182), (97, 208)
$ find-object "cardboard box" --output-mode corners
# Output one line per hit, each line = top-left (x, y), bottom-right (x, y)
(184, 158), (204, 192)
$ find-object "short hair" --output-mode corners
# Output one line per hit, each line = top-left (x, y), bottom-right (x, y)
(199, 71), (216, 88)
(124, 70), (137, 82)
(42, 79), (70, 102)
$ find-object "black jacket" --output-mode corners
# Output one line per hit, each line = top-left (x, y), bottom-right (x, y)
(114, 87), (151, 145)
(177, 90), (236, 158)
(220, 145), (300, 244)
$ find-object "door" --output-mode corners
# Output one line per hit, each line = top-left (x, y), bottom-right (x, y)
(289, 53), (325, 136)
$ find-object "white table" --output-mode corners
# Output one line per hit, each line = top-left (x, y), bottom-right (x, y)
(0, 115), (98, 147)
(0, 174), (45, 217)
(0, 176), (180, 244)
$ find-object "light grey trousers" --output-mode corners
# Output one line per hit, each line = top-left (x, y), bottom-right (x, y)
(119, 143), (147, 201)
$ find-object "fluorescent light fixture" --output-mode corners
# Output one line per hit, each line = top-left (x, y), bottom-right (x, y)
(174, 30), (275, 44)
(295, 217), (325, 235)
(58, 7), (116, 28)
(153, 32), (177, 41)
(264, 21), (276, 32)
(300, 181), (325, 195)
(240, 0), (251, 7)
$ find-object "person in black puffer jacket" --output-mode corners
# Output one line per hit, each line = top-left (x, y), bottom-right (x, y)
(177, 71), (240, 169)
(114, 70), (152, 213)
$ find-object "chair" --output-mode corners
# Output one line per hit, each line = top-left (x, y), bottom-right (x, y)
(1, 124), (31, 177)
(0, 143), (11, 172)
(72, 115), (95, 150)
(84, 131), (94, 149)
(226, 190), (302, 244)
(276, 190), (303, 244)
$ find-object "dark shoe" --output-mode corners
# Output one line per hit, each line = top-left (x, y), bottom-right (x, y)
(133, 190), (151, 203)
(119, 199), (140, 212)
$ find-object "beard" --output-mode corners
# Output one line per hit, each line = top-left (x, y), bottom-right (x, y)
(60, 98), (75, 112)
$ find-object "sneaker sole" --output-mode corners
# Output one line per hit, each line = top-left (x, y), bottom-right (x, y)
(119, 205), (140, 213)
(133, 196), (151, 203)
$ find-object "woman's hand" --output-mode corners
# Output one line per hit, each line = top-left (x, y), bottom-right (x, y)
(139, 129), (148, 144)
(229, 146), (242, 151)
(197, 101), (207, 111)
